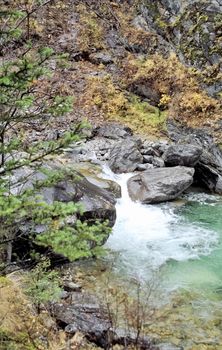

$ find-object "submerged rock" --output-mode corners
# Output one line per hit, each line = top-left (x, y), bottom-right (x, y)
(127, 166), (194, 204)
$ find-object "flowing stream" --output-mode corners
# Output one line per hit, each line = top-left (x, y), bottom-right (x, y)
(97, 165), (222, 347)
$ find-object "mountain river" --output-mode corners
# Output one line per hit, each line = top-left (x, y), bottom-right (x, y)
(98, 165), (222, 349)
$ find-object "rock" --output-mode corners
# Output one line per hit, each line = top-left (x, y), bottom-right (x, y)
(127, 166), (194, 204)
(11, 166), (117, 260)
(163, 144), (202, 167)
(167, 120), (222, 193)
(89, 52), (114, 65)
(13, 162), (117, 229)
(157, 141), (170, 155)
(84, 176), (122, 198)
(93, 123), (133, 140)
(53, 292), (159, 349)
(53, 174), (117, 227)
(138, 1), (222, 94)
(53, 292), (110, 342)
(60, 291), (69, 300)
(153, 157), (165, 168)
(141, 146), (160, 157)
(109, 139), (143, 173)
(194, 163), (222, 194)
(75, 165), (121, 198)
(63, 281), (82, 292)
(130, 82), (161, 104)
(158, 344), (184, 350)
(143, 155), (154, 163)
(137, 163), (154, 171)
(69, 137), (116, 162)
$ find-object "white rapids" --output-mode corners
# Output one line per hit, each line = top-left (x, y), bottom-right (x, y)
(100, 165), (218, 281)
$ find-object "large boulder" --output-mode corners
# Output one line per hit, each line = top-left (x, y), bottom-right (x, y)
(195, 163), (222, 194)
(163, 144), (202, 167)
(53, 174), (117, 226)
(109, 139), (143, 173)
(167, 120), (222, 194)
(195, 147), (222, 194)
(127, 166), (194, 204)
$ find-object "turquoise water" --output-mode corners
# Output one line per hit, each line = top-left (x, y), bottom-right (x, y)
(162, 194), (222, 299)
(100, 168), (222, 347)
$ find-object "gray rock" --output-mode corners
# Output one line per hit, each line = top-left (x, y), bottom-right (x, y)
(65, 323), (78, 334)
(60, 291), (69, 300)
(163, 144), (203, 167)
(11, 166), (117, 260)
(138, 0), (222, 94)
(143, 155), (154, 163)
(167, 120), (222, 193)
(158, 343), (183, 350)
(53, 293), (110, 339)
(141, 146), (160, 157)
(130, 82), (161, 104)
(63, 281), (82, 292)
(109, 139), (143, 173)
(89, 52), (114, 65)
(93, 123), (133, 140)
(153, 157), (165, 168)
(195, 163), (222, 194)
(53, 174), (117, 227)
(84, 176), (122, 198)
(127, 166), (194, 204)
(53, 292), (159, 349)
(137, 163), (154, 171)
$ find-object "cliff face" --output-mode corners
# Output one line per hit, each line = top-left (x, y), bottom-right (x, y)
(139, 0), (222, 95)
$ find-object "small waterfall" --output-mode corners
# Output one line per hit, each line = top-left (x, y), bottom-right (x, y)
(99, 164), (219, 285)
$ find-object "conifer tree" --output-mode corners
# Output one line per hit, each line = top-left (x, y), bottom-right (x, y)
(0, 1), (110, 267)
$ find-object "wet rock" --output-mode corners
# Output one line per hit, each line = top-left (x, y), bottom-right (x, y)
(163, 144), (202, 167)
(127, 166), (194, 204)
(93, 123), (133, 140)
(109, 139), (143, 173)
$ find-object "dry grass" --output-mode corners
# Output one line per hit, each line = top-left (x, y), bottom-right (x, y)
(0, 274), (66, 350)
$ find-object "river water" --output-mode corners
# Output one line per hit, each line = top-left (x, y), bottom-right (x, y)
(99, 165), (222, 348)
